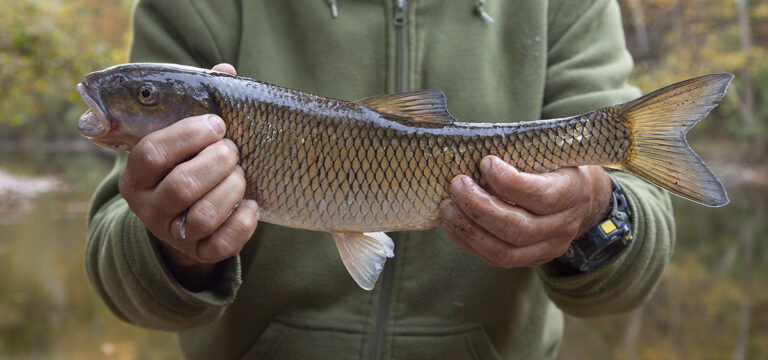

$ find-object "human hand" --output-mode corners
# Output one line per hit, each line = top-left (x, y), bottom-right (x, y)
(118, 63), (259, 289)
(440, 156), (612, 268)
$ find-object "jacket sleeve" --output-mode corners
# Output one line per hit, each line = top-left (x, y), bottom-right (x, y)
(84, 0), (243, 330)
(535, 0), (676, 317)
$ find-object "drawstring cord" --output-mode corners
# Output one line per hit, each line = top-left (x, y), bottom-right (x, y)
(474, 0), (494, 24)
(327, 0), (338, 18)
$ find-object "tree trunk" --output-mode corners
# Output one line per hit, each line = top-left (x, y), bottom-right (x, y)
(733, 202), (756, 360)
(735, 0), (757, 133)
(626, 0), (650, 59)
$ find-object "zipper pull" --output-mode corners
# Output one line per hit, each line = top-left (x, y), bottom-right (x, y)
(393, 0), (407, 27)
(474, 1), (494, 24)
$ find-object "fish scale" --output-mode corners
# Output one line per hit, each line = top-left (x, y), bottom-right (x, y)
(208, 77), (630, 234)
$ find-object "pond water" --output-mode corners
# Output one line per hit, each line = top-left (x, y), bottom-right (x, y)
(0, 150), (765, 359)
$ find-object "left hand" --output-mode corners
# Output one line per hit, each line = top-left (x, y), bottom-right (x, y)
(440, 156), (612, 268)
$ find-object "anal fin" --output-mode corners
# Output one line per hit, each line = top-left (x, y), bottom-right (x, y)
(331, 231), (394, 290)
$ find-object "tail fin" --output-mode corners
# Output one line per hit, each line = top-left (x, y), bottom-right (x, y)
(615, 73), (733, 207)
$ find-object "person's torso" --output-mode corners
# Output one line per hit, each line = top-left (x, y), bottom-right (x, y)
(180, 1), (563, 359)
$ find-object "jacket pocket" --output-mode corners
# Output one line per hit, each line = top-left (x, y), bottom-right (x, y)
(241, 319), (501, 360)
(240, 317), (365, 360)
(391, 324), (502, 360)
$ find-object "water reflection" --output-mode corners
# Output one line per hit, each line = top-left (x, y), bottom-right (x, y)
(0, 150), (765, 359)
(559, 187), (768, 359)
(0, 151), (180, 359)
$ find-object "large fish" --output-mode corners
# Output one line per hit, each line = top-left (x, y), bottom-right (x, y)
(77, 63), (732, 289)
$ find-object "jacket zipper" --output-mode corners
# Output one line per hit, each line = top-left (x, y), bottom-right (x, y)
(393, 0), (408, 92)
(369, 256), (395, 360)
(369, 4), (408, 359)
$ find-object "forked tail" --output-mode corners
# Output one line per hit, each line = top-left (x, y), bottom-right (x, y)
(613, 74), (733, 207)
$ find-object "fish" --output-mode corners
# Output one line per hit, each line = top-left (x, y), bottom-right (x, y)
(77, 63), (732, 290)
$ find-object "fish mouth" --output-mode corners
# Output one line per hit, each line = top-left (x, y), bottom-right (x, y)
(77, 83), (134, 151)
(77, 83), (111, 139)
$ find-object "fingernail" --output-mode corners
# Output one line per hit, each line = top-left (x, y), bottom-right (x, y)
(225, 139), (239, 154)
(450, 176), (464, 193)
(235, 165), (245, 175)
(480, 157), (492, 174)
(207, 114), (225, 135)
(242, 199), (259, 211)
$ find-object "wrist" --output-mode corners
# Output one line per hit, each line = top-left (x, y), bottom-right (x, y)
(555, 174), (634, 274)
(578, 168), (614, 237)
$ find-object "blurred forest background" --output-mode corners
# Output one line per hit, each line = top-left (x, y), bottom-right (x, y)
(0, 0), (767, 359)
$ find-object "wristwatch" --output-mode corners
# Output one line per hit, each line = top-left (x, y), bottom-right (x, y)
(555, 175), (634, 273)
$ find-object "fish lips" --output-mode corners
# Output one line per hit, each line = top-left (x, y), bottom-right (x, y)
(77, 82), (111, 138)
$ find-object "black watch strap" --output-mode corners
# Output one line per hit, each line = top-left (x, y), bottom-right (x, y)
(555, 175), (634, 273)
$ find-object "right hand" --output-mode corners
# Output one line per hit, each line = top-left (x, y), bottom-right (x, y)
(117, 64), (259, 288)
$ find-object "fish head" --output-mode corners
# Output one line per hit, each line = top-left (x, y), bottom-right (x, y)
(77, 63), (221, 151)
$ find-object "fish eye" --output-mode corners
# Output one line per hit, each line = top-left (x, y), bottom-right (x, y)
(137, 84), (158, 105)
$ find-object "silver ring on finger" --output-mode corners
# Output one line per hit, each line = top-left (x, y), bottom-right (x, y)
(179, 209), (189, 239)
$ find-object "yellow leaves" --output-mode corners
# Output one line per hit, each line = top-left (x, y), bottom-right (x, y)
(0, 0), (132, 136)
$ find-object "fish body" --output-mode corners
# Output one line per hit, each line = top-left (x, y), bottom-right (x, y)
(78, 63), (732, 289)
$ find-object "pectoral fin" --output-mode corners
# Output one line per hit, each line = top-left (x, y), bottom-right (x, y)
(331, 231), (394, 290)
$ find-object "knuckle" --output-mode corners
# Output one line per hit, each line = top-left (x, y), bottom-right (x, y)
(233, 210), (258, 232)
(117, 172), (133, 197)
(134, 136), (169, 170)
(233, 172), (247, 193)
(511, 215), (534, 244)
(190, 201), (221, 235)
(538, 190), (560, 210)
(212, 141), (238, 165)
(212, 141), (232, 159)
(165, 170), (200, 204)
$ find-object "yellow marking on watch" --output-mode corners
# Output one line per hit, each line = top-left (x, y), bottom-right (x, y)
(599, 219), (617, 234)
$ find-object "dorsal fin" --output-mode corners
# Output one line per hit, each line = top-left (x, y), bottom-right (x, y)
(358, 90), (456, 125)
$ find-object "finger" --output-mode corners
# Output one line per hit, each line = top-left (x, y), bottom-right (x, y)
(521, 259), (553, 268)
(197, 199), (259, 263)
(442, 218), (499, 267)
(442, 199), (572, 268)
(154, 138), (239, 216)
(441, 199), (568, 267)
(448, 175), (580, 246)
(178, 166), (247, 242)
(212, 63), (237, 75)
(125, 114), (226, 189)
(479, 156), (582, 215)
(507, 239), (573, 268)
(440, 199), (519, 267)
(448, 175), (537, 246)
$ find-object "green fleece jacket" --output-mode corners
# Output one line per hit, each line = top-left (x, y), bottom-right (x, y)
(85, 0), (675, 359)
